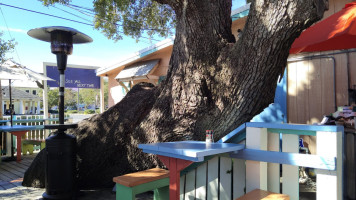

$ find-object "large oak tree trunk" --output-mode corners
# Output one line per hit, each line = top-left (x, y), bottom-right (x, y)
(23, 0), (328, 189)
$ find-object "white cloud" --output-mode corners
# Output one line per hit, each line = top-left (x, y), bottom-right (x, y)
(0, 26), (27, 34)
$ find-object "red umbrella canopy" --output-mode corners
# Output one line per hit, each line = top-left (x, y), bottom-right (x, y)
(290, 2), (356, 54)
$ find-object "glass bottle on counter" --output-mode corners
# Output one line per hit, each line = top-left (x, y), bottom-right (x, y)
(206, 130), (214, 143)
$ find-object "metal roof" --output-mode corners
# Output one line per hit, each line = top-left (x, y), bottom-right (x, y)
(96, 38), (174, 76)
(115, 59), (159, 81)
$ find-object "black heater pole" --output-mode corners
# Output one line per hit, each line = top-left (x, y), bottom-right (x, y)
(58, 71), (65, 125)
(28, 26), (92, 200)
(58, 70), (65, 126)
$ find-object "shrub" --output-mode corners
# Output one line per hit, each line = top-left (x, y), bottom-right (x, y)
(66, 110), (78, 114)
(49, 109), (59, 114)
(84, 109), (95, 114)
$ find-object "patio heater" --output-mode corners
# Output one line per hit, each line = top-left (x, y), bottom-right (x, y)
(28, 26), (92, 199)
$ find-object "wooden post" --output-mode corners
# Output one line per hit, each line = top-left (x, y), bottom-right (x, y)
(6, 132), (11, 156)
(100, 77), (105, 113)
(11, 131), (27, 162)
(267, 132), (280, 193)
(316, 131), (342, 200)
(43, 63), (49, 138)
(282, 134), (299, 200)
(245, 127), (268, 193)
(19, 100), (24, 114)
(157, 155), (192, 200)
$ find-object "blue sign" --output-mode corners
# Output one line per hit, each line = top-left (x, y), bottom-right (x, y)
(46, 66), (100, 89)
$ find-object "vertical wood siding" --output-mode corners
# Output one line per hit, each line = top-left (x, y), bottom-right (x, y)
(180, 156), (247, 200)
(287, 0), (355, 125)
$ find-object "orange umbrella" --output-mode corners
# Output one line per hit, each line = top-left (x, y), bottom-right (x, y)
(290, 2), (356, 54)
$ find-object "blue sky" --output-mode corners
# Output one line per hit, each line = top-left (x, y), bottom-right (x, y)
(0, 0), (246, 73)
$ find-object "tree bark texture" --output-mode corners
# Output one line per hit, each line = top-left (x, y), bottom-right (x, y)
(23, 0), (328, 189)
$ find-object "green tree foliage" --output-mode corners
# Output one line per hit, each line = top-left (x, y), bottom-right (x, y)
(47, 88), (59, 109)
(0, 32), (15, 64)
(41, 0), (175, 41)
(64, 88), (77, 107)
(79, 88), (100, 108)
(48, 88), (80, 109)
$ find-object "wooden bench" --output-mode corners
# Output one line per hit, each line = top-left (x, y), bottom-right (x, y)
(113, 168), (169, 200)
(236, 189), (290, 200)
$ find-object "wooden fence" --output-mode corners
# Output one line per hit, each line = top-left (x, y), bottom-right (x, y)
(0, 114), (70, 155)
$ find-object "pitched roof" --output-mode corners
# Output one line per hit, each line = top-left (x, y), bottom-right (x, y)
(1, 86), (41, 101)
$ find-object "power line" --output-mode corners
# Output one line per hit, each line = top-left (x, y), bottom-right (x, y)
(0, 2), (161, 42)
(0, 6), (22, 64)
(68, 4), (94, 13)
(0, 3), (93, 26)
(51, 5), (93, 23)
(59, 4), (159, 43)
(64, 4), (167, 32)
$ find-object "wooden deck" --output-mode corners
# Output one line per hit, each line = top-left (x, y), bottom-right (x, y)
(0, 153), (45, 199)
(0, 153), (148, 200)
(0, 154), (35, 189)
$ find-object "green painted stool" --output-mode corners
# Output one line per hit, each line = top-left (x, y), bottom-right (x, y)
(22, 144), (34, 155)
(113, 168), (169, 200)
(22, 140), (46, 155)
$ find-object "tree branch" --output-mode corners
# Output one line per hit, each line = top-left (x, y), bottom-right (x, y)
(153, 0), (178, 8)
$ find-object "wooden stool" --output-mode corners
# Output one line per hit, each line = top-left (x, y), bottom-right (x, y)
(22, 143), (34, 155)
(113, 168), (169, 200)
(236, 189), (290, 200)
(23, 140), (45, 153)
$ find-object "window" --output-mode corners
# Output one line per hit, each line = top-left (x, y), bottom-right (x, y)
(32, 90), (37, 95)
(25, 90), (29, 93)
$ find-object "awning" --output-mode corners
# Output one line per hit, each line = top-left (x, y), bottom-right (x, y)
(115, 59), (159, 81)
(290, 2), (356, 54)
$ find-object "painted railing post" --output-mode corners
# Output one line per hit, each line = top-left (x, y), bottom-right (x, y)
(44, 118), (50, 138)
(5, 132), (11, 156)
(282, 134), (299, 200)
(245, 127), (267, 193)
(267, 132), (280, 193)
(316, 131), (343, 200)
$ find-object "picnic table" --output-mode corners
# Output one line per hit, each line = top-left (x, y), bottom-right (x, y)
(0, 125), (37, 162)
(138, 141), (245, 200)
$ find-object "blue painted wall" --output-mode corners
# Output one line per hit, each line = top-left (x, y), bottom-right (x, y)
(251, 70), (287, 123)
